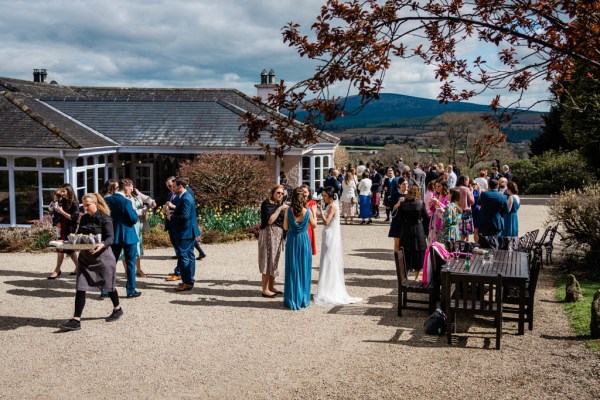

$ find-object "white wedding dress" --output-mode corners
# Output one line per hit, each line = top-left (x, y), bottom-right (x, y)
(314, 201), (362, 306)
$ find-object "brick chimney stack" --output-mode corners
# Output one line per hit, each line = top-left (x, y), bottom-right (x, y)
(255, 69), (278, 102)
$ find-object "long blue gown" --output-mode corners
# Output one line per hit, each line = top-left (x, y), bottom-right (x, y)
(502, 199), (520, 237)
(284, 208), (312, 310)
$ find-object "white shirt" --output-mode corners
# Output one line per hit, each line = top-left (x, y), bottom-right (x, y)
(447, 172), (457, 188)
(475, 177), (488, 192)
(357, 178), (372, 196)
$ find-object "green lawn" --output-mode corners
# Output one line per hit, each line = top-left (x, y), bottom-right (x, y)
(556, 277), (600, 351)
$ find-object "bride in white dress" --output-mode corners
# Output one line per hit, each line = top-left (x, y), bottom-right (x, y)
(314, 187), (362, 306)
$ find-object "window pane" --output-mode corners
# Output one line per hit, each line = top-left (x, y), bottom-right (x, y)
(0, 157), (6, 167)
(97, 168), (105, 194)
(302, 168), (310, 184)
(98, 155), (105, 164)
(302, 157), (310, 169)
(15, 171), (39, 224)
(15, 157), (36, 167)
(0, 171), (9, 224)
(77, 188), (85, 202)
(315, 157), (320, 168)
(77, 171), (85, 188)
(76, 157), (84, 167)
(108, 155), (114, 163)
(323, 157), (330, 168)
(42, 173), (65, 208)
(87, 169), (95, 193)
(87, 156), (95, 166)
(41, 157), (64, 168)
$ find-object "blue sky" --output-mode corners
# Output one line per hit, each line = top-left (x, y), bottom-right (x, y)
(0, 0), (550, 111)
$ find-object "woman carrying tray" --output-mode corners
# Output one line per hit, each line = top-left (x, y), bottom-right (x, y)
(59, 193), (123, 331)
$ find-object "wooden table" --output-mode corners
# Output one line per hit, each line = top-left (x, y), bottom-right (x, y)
(442, 249), (529, 335)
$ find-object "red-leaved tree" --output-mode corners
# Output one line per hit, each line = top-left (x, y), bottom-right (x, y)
(243, 0), (600, 156)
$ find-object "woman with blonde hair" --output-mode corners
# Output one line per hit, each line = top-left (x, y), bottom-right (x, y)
(258, 184), (288, 298)
(59, 193), (122, 331)
(341, 171), (358, 224)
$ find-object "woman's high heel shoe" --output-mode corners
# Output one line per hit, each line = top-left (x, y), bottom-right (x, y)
(47, 271), (62, 280)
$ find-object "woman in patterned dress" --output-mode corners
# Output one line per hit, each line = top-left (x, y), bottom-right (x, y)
(258, 185), (288, 298)
(439, 188), (463, 250)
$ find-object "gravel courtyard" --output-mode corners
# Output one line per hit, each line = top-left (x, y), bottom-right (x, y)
(0, 202), (598, 399)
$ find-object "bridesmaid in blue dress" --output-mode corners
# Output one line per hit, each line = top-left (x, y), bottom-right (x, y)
(283, 187), (317, 310)
(502, 181), (521, 250)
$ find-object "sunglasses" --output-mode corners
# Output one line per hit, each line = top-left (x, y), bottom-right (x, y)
(275, 191), (283, 195)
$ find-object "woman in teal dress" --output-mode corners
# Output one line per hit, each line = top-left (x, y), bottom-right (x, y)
(502, 181), (521, 250)
(439, 188), (462, 250)
(283, 187), (317, 310)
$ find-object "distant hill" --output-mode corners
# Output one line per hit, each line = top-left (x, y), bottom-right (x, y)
(309, 93), (544, 143)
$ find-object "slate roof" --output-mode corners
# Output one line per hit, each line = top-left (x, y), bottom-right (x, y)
(0, 77), (339, 150)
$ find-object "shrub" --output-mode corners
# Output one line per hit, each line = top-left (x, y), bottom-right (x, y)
(548, 184), (600, 277)
(510, 150), (596, 194)
(200, 206), (260, 234)
(0, 215), (55, 252)
(178, 153), (273, 210)
(143, 224), (172, 249)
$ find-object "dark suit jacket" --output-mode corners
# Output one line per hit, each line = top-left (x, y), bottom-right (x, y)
(170, 189), (201, 241)
(164, 191), (180, 232)
(477, 189), (509, 236)
(104, 193), (139, 245)
(324, 175), (341, 194)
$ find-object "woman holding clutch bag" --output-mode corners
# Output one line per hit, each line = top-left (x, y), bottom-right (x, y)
(59, 193), (122, 331)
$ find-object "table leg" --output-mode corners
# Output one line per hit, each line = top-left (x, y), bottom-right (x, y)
(518, 281), (525, 335)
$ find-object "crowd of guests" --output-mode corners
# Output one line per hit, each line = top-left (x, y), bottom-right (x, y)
(47, 177), (203, 331)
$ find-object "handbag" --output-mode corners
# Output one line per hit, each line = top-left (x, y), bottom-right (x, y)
(351, 196), (357, 205)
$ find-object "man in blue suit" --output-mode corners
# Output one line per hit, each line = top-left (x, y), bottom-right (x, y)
(477, 179), (509, 249)
(104, 178), (141, 298)
(168, 177), (201, 291)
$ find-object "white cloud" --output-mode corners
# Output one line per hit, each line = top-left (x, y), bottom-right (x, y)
(0, 0), (549, 111)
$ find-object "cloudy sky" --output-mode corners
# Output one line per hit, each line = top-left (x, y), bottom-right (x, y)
(0, 0), (550, 111)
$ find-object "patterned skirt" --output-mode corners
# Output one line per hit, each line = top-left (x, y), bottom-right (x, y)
(460, 210), (474, 236)
(341, 201), (357, 217)
(258, 225), (284, 277)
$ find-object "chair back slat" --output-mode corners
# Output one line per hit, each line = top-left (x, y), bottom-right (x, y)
(394, 249), (408, 283)
(536, 225), (551, 246)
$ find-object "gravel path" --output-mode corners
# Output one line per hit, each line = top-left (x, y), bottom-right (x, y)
(0, 203), (598, 399)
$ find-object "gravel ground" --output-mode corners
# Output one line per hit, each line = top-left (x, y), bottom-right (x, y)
(0, 203), (598, 399)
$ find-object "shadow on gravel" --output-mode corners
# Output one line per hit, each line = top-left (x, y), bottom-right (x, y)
(0, 270), (51, 279)
(349, 248), (394, 262)
(170, 298), (287, 310)
(6, 288), (73, 298)
(541, 334), (591, 342)
(0, 316), (68, 331)
(344, 268), (396, 276)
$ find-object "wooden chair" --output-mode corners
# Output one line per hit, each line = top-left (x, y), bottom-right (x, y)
(394, 248), (438, 316)
(503, 251), (542, 330)
(443, 270), (504, 350)
(533, 224), (556, 265)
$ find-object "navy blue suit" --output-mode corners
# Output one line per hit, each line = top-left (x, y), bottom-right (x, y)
(104, 193), (139, 296)
(477, 189), (509, 249)
(170, 189), (201, 285)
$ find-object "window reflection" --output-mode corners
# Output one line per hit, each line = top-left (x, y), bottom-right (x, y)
(15, 171), (39, 224)
(0, 171), (9, 224)
(15, 157), (36, 168)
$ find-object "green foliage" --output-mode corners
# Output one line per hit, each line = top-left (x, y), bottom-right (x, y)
(530, 104), (574, 155)
(556, 276), (600, 351)
(178, 153), (273, 210)
(510, 150), (595, 194)
(549, 184), (600, 277)
(200, 206), (260, 235)
(560, 69), (600, 173)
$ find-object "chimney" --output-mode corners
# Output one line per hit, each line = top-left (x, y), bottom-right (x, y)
(33, 69), (40, 82)
(255, 68), (278, 102)
(40, 69), (47, 83)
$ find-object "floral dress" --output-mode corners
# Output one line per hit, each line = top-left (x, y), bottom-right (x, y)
(439, 202), (461, 246)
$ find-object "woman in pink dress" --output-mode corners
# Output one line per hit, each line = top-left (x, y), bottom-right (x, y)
(427, 180), (449, 243)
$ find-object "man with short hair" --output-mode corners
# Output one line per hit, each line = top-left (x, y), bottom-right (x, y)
(337, 166), (347, 186)
(425, 165), (439, 186)
(104, 178), (140, 298)
(477, 179), (509, 249)
(369, 164), (382, 218)
(412, 161), (426, 198)
(168, 177), (201, 292)
(324, 167), (341, 195)
(502, 164), (512, 182)
(447, 165), (457, 188)
(491, 166), (502, 180)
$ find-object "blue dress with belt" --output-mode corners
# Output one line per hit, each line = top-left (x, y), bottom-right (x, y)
(284, 209), (312, 310)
